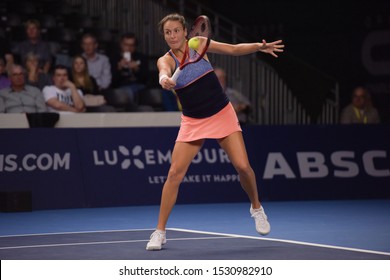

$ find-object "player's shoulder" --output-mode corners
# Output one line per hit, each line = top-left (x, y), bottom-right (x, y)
(158, 52), (174, 64)
(159, 50), (173, 59)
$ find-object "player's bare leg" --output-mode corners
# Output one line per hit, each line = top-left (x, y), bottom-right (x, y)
(218, 132), (270, 235)
(147, 139), (204, 250)
(157, 139), (204, 230)
(217, 132), (260, 208)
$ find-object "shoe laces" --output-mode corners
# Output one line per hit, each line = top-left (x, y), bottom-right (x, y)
(251, 209), (267, 221)
(150, 230), (165, 241)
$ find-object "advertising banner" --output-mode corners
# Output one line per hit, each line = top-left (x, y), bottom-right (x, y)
(1, 125), (389, 210)
(0, 129), (85, 209)
(77, 127), (245, 207)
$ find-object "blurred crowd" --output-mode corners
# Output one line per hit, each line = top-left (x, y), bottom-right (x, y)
(0, 3), (174, 114)
(0, 1), (381, 125)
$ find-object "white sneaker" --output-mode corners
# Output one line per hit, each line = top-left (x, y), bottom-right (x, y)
(146, 230), (166, 251)
(250, 206), (271, 235)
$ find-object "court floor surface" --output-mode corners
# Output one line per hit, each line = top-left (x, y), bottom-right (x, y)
(1, 200), (389, 259)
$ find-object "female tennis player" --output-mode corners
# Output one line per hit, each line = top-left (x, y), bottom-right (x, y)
(147, 13), (284, 250)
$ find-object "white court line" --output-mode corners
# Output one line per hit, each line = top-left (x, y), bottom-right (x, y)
(1, 227), (389, 256)
(0, 228), (155, 238)
(168, 227), (390, 256)
(0, 236), (233, 250)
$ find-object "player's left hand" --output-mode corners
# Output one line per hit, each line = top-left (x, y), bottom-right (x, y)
(259, 39), (284, 58)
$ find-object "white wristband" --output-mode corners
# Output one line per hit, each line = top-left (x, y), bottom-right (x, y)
(159, 74), (169, 85)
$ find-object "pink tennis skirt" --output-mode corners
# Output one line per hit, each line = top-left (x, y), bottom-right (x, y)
(176, 102), (242, 142)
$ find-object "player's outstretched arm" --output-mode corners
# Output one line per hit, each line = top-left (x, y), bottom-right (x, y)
(208, 39), (284, 57)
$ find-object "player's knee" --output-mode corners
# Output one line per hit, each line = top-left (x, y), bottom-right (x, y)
(167, 167), (186, 183)
(236, 164), (253, 178)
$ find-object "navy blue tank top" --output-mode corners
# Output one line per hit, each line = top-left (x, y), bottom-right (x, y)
(169, 50), (229, 118)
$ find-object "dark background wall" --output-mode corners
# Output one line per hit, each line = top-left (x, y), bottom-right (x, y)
(203, 0), (390, 122)
(3, 0), (389, 122)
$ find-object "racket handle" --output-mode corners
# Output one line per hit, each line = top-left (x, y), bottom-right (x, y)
(171, 67), (182, 82)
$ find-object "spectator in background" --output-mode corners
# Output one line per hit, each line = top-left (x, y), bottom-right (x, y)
(0, 64), (46, 113)
(110, 32), (149, 104)
(24, 52), (52, 90)
(43, 65), (85, 113)
(12, 19), (52, 73)
(0, 58), (11, 90)
(71, 55), (99, 95)
(71, 55), (114, 112)
(81, 33), (111, 90)
(214, 67), (251, 124)
(340, 86), (380, 124)
(0, 36), (14, 72)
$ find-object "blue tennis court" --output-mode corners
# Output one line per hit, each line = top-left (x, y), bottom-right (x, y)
(1, 200), (389, 260)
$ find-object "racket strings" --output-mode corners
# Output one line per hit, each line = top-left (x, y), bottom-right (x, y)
(188, 17), (211, 39)
(174, 15), (211, 74)
(187, 17), (211, 63)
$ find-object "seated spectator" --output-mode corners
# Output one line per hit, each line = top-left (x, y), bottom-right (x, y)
(340, 86), (380, 124)
(12, 19), (52, 73)
(70, 55), (114, 111)
(81, 33), (111, 90)
(0, 58), (11, 90)
(0, 37), (14, 73)
(25, 52), (52, 90)
(214, 67), (251, 124)
(42, 65), (85, 113)
(110, 32), (149, 104)
(71, 55), (99, 95)
(0, 64), (46, 113)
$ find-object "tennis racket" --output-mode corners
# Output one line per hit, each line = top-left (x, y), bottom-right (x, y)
(171, 15), (212, 82)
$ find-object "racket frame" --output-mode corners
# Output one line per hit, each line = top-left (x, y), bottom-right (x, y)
(171, 15), (212, 82)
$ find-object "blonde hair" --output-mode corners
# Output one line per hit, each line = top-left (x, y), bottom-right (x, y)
(72, 55), (94, 92)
